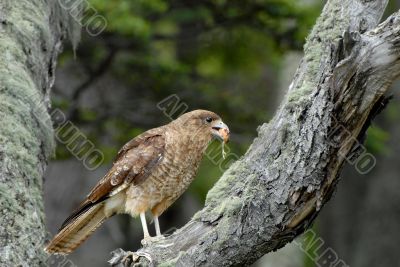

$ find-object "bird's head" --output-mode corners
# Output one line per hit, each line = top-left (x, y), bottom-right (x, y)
(173, 109), (230, 143)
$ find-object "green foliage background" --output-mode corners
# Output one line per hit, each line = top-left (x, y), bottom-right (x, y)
(55, 0), (323, 201)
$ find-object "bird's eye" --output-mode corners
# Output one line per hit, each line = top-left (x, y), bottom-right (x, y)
(205, 117), (213, 123)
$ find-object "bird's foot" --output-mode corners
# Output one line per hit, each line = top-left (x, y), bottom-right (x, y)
(122, 251), (139, 263)
(141, 235), (165, 246)
(109, 249), (153, 267)
(123, 251), (153, 264)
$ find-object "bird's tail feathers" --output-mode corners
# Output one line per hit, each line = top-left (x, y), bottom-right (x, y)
(44, 203), (106, 254)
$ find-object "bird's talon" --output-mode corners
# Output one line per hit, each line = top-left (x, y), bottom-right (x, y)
(121, 251), (153, 266)
(122, 251), (139, 264)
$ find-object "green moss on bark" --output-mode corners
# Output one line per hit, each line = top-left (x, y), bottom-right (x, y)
(0, 0), (81, 265)
(287, 1), (347, 106)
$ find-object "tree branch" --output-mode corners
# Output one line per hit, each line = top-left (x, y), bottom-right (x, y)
(109, 0), (400, 265)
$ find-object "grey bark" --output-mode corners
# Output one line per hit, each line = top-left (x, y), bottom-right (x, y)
(317, 4), (400, 266)
(110, 0), (400, 266)
(0, 1), (79, 265)
(254, 51), (304, 267)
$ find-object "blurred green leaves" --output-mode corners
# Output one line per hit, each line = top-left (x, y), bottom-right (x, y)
(365, 126), (390, 156)
(54, 0), (322, 202)
(90, 0), (168, 38)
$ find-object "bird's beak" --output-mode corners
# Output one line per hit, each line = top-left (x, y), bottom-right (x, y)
(211, 120), (230, 143)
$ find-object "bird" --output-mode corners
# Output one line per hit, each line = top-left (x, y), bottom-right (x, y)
(44, 109), (230, 254)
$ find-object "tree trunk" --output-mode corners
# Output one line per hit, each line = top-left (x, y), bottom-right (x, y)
(0, 1), (79, 265)
(110, 0), (400, 266)
(255, 51), (304, 267)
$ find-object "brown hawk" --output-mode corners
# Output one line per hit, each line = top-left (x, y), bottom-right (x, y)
(45, 110), (229, 254)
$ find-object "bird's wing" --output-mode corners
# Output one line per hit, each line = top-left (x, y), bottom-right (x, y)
(59, 127), (165, 230)
(88, 127), (165, 202)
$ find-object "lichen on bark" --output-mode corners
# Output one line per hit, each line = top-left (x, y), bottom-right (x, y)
(0, 0), (80, 265)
